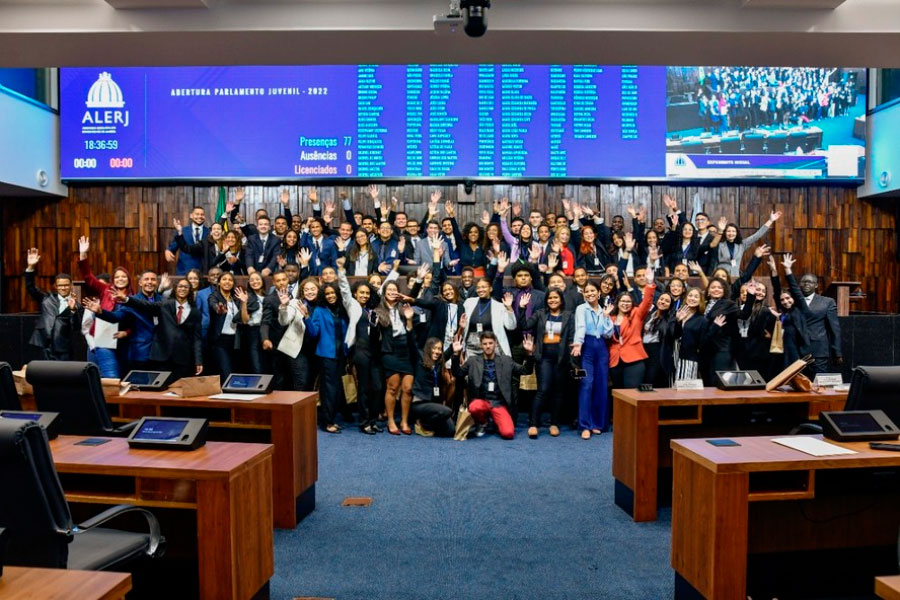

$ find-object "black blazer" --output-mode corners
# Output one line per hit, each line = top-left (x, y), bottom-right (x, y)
(410, 262), (465, 342)
(260, 292), (288, 347)
(207, 290), (259, 345)
(127, 296), (202, 367)
(411, 347), (454, 402)
(451, 352), (534, 408)
(25, 270), (81, 358)
(703, 298), (739, 355)
(518, 309), (574, 365)
(737, 296), (777, 364)
(244, 234), (282, 273)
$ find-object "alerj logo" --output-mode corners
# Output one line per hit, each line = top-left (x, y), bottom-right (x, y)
(81, 72), (130, 132)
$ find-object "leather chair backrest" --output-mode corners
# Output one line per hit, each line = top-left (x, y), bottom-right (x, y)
(844, 366), (900, 426)
(26, 361), (113, 435)
(0, 362), (20, 411)
(0, 419), (73, 567)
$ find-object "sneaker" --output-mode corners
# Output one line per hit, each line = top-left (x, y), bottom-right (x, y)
(415, 422), (435, 437)
(473, 424), (487, 438)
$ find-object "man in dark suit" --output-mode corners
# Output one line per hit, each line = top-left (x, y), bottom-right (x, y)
(245, 216), (282, 277)
(798, 272), (843, 374)
(165, 206), (209, 275)
(24, 248), (81, 361)
(300, 218), (337, 277)
(452, 331), (534, 440)
(86, 279), (202, 381)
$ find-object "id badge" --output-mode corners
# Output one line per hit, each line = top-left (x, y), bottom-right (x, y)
(258, 254), (265, 264)
(476, 323), (483, 333)
(731, 259), (736, 267)
(419, 313), (427, 323)
(562, 261), (569, 269)
(433, 386), (440, 397)
(594, 257), (600, 266)
(315, 258), (321, 267)
(487, 382), (495, 392)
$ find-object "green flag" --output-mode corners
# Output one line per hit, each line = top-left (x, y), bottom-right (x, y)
(216, 186), (228, 232)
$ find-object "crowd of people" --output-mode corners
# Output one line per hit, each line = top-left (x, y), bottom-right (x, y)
(692, 66), (859, 134)
(24, 186), (843, 439)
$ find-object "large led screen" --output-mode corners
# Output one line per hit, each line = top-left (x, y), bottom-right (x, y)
(60, 65), (866, 181)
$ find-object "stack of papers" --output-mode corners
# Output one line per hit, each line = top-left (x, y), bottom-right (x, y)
(771, 437), (857, 457)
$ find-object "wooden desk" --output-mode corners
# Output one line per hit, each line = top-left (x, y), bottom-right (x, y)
(612, 387), (846, 522)
(877, 575), (900, 600)
(51, 436), (273, 600)
(0, 567), (131, 600)
(24, 390), (318, 529)
(671, 436), (900, 600)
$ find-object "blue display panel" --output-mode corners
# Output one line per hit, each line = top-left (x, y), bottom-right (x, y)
(59, 65), (865, 180)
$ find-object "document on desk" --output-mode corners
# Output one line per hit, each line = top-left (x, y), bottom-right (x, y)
(771, 437), (857, 457)
(208, 393), (264, 401)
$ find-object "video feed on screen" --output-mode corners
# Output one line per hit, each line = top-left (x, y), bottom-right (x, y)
(665, 66), (866, 178)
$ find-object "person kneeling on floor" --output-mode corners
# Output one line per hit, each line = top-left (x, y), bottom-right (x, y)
(451, 331), (534, 440)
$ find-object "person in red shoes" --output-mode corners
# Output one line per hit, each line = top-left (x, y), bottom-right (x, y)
(451, 331), (534, 440)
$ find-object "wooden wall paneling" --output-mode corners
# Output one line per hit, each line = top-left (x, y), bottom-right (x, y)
(2, 184), (897, 314)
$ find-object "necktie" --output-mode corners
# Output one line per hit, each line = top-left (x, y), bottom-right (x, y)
(195, 227), (200, 241)
(176, 304), (183, 325)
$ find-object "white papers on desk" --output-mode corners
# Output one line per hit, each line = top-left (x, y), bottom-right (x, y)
(208, 393), (264, 401)
(93, 318), (119, 350)
(771, 437), (857, 457)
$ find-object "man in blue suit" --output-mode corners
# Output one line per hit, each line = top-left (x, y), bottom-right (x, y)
(245, 215), (282, 277)
(300, 218), (337, 277)
(166, 206), (209, 275)
(797, 272), (843, 375)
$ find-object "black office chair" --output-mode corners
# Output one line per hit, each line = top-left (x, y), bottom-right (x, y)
(0, 362), (21, 411)
(25, 361), (136, 436)
(0, 419), (164, 571)
(844, 366), (900, 426)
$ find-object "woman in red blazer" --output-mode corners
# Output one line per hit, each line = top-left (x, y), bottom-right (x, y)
(608, 269), (656, 389)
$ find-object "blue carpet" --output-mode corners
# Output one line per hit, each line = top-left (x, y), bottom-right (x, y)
(272, 427), (674, 600)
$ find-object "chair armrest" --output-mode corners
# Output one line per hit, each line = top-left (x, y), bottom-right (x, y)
(75, 505), (165, 558)
(112, 420), (140, 435)
(789, 423), (824, 435)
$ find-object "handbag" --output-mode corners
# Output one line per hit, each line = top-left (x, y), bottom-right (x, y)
(342, 367), (358, 405)
(769, 319), (784, 354)
(454, 401), (475, 441)
(519, 372), (538, 391)
(570, 356), (586, 380)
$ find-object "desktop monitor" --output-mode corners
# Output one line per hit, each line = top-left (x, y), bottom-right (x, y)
(843, 366), (900, 426)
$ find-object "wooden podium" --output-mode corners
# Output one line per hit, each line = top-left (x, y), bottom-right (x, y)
(826, 281), (862, 316)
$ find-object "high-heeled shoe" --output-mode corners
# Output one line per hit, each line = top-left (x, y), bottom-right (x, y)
(581, 430), (591, 440)
(400, 424), (412, 435)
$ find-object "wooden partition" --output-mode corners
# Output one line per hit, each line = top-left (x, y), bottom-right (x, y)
(2, 183), (896, 313)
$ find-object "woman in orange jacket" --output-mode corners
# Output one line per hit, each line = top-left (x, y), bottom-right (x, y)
(608, 269), (656, 389)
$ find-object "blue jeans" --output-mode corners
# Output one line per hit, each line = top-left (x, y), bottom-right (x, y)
(88, 347), (120, 378)
(578, 336), (610, 432)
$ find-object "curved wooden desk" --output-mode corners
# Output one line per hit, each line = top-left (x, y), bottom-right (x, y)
(51, 436), (273, 600)
(612, 387), (846, 522)
(0, 567), (131, 600)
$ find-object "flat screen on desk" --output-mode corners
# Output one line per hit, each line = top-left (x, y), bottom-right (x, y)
(719, 371), (756, 385)
(829, 412), (882, 433)
(133, 418), (189, 441)
(124, 371), (161, 386)
(227, 375), (261, 390)
(59, 65), (865, 181)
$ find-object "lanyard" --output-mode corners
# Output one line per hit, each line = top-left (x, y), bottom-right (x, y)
(726, 242), (736, 261)
(447, 305), (457, 331)
(432, 367), (440, 388)
(476, 300), (491, 318)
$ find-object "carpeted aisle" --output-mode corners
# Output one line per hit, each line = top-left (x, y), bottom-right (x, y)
(272, 427), (674, 600)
